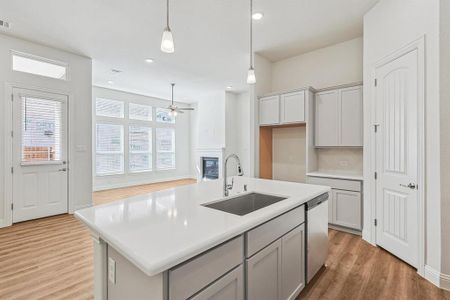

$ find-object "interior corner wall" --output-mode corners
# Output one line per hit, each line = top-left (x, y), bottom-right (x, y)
(439, 0), (450, 279)
(363, 0), (441, 276)
(271, 37), (363, 92)
(92, 87), (192, 191)
(252, 54), (273, 177)
(0, 33), (92, 227)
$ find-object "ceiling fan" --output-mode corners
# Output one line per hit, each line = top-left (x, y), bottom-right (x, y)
(167, 83), (194, 116)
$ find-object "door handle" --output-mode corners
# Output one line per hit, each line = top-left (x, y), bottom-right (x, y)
(400, 183), (417, 190)
(58, 168), (67, 172)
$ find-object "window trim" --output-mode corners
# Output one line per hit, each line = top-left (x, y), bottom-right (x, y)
(11, 50), (70, 81)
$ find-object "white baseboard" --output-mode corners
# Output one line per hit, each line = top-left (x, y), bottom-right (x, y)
(70, 203), (93, 213)
(425, 265), (450, 291)
(329, 224), (362, 236)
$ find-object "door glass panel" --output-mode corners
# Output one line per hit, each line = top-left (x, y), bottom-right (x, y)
(21, 97), (62, 163)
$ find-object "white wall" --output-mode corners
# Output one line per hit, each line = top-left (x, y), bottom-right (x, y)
(93, 87), (192, 191)
(271, 37), (363, 91)
(235, 92), (251, 175)
(363, 0), (443, 282)
(0, 33), (92, 227)
(439, 0), (450, 281)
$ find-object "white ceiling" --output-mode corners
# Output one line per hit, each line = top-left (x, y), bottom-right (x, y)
(0, 0), (378, 103)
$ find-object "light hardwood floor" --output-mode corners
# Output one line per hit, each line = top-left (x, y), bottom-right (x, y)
(0, 179), (449, 300)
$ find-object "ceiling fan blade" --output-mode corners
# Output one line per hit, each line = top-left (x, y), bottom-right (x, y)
(176, 109), (185, 114)
(178, 107), (194, 111)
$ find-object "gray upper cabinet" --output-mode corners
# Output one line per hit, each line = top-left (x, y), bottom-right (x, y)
(280, 91), (305, 124)
(259, 95), (280, 125)
(315, 90), (339, 146)
(339, 86), (363, 146)
(259, 90), (306, 126)
(315, 85), (363, 147)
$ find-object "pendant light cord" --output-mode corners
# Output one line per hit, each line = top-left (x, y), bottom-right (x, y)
(166, 0), (170, 28)
(249, 0), (253, 69)
(171, 83), (174, 105)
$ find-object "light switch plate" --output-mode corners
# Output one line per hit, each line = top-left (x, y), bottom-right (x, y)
(108, 257), (116, 284)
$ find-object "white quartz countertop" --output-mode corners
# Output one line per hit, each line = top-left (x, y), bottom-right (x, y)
(306, 170), (364, 181)
(75, 177), (329, 276)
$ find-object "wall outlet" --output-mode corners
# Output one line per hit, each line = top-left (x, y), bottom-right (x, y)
(108, 257), (116, 284)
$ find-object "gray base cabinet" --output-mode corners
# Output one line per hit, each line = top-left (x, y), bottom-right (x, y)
(247, 224), (305, 300)
(191, 265), (244, 300)
(281, 225), (305, 300)
(247, 239), (282, 300)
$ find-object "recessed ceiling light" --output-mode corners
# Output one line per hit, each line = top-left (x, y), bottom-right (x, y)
(226, 86), (233, 89)
(145, 58), (154, 63)
(252, 12), (264, 20)
(107, 80), (114, 84)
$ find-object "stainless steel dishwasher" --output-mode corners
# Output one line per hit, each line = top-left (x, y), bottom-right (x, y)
(306, 192), (329, 283)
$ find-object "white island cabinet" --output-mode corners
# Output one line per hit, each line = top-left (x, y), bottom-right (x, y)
(75, 177), (329, 300)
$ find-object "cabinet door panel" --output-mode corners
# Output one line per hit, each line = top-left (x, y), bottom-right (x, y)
(332, 190), (361, 229)
(340, 86), (363, 146)
(281, 225), (305, 300)
(259, 96), (280, 125)
(247, 239), (282, 300)
(191, 265), (244, 300)
(315, 91), (339, 146)
(281, 91), (305, 123)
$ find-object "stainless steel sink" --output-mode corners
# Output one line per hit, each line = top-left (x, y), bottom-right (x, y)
(202, 192), (287, 216)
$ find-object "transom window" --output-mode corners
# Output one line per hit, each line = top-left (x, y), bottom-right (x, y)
(95, 97), (176, 176)
(12, 51), (68, 80)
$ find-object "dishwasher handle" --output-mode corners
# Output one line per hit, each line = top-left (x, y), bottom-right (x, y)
(306, 193), (329, 210)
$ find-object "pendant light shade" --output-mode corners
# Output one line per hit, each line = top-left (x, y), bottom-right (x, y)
(161, 27), (174, 53)
(161, 0), (174, 53)
(247, 0), (256, 84)
(247, 67), (256, 84)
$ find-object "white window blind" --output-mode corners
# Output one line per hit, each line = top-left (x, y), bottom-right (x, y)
(96, 98), (124, 118)
(156, 108), (175, 124)
(156, 128), (175, 169)
(21, 97), (62, 162)
(96, 123), (124, 175)
(129, 103), (152, 121)
(129, 125), (152, 172)
(12, 52), (68, 80)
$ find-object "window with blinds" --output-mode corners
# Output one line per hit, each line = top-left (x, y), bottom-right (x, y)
(156, 128), (175, 169)
(129, 103), (152, 121)
(21, 97), (62, 162)
(96, 123), (124, 175)
(94, 97), (177, 176)
(96, 98), (124, 118)
(129, 125), (152, 172)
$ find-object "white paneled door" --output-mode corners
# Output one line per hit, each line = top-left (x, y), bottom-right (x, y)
(12, 88), (68, 223)
(375, 49), (419, 267)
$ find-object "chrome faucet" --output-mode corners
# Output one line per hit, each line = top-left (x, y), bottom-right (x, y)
(223, 154), (244, 196)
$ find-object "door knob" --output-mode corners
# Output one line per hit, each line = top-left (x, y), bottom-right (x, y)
(400, 183), (417, 190)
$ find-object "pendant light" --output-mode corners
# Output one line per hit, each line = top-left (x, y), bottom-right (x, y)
(247, 0), (256, 84)
(161, 0), (175, 53)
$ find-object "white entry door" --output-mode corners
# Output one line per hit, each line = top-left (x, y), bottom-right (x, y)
(375, 49), (419, 267)
(12, 88), (68, 223)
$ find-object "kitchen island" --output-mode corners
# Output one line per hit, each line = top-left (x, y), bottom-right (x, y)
(75, 177), (330, 300)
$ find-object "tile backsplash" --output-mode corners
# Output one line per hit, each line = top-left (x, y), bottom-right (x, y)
(317, 148), (363, 172)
